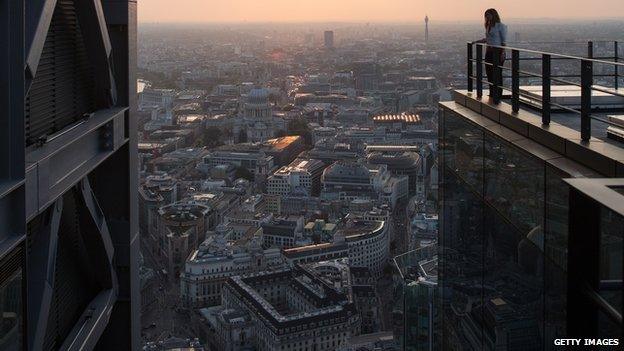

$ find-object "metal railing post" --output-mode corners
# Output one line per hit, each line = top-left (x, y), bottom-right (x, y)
(512, 49), (520, 113)
(588, 41), (594, 59)
(614, 41), (619, 90)
(581, 60), (593, 141)
(542, 54), (551, 125)
(467, 43), (473, 92)
(476, 45), (483, 98)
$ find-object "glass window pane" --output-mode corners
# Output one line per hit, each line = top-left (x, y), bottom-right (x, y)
(442, 111), (483, 191)
(599, 208), (623, 317)
(484, 132), (544, 235)
(440, 167), (484, 350)
(543, 166), (569, 348)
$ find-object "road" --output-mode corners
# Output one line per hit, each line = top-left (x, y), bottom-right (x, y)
(140, 240), (195, 345)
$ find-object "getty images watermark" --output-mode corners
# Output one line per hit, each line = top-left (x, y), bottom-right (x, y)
(554, 339), (620, 347)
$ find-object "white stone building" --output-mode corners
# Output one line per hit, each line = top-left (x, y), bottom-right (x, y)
(180, 232), (283, 307)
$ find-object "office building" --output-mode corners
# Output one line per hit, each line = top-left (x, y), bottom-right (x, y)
(154, 202), (211, 283)
(437, 45), (624, 349)
(324, 30), (334, 49)
(424, 15), (429, 43)
(267, 158), (326, 197)
(219, 267), (361, 350)
(261, 216), (305, 249)
(394, 245), (438, 351)
(367, 150), (422, 196)
(180, 229), (283, 308)
(0, 0), (138, 349)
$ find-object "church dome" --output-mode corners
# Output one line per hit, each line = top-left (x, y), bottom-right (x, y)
(247, 88), (270, 104)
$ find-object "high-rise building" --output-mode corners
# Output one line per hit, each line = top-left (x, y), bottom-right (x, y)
(436, 45), (624, 349)
(424, 15), (429, 43)
(324, 30), (335, 49)
(1, 0), (138, 349)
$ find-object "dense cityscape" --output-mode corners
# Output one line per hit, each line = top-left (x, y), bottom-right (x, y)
(135, 20), (624, 350)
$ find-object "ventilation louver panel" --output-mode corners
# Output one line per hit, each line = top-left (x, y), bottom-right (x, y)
(0, 247), (22, 287)
(42, 190), (100, 350)
(25, 0), (99, 146)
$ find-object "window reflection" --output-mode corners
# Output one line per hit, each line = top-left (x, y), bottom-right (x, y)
(484, 132), (544, 235)
(441, 167), (483, 350)
(442, 111), (483, 190)
(543, 167), (569, 348)
(599, 208), (623, 328)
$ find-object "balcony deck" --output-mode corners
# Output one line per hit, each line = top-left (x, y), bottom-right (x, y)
(447, 89), (624, 177)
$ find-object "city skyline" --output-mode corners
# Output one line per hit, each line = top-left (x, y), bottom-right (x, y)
(138, 0), (624, 23)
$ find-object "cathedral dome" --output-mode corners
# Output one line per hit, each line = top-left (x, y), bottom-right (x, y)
(247, 88), (270, 105)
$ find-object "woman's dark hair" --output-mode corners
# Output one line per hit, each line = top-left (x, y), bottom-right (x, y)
(484, 8), (501, 31)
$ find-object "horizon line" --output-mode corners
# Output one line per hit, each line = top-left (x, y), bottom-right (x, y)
(137, 17), (624, 25)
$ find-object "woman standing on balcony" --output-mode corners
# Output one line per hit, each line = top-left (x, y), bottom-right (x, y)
(474, 8), (507, 103)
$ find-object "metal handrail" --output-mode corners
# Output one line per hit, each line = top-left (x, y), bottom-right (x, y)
(479, 42), (624, 68)
(467, 40), (624, 141)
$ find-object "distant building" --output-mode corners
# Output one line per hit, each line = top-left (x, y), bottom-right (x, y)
(337, 218), (390, 277)
(180, 229), (283, 307)
(306, 259), (382, 333)
(338, 331), (399, 351)
(321, 161), (409, 208)
(372, 113), (422, 132)
(424, 15), (429, 43)
(202, 136), (305, 177)
(367, 151), (422, 196)
(267, 158), (326, 197)
(304, 219), (338, 242)
(324, 30), (335, 49)
(353, 61), (380, 92)
(219, 267), (361, 350)
(261, 216), (304, 249)
(321, 161), (376, 200)
(154, 202), (211, 282)
(231, 87), (286, 142)
(139, 87), (175, 111)
(139, 173), (179, 236)
(285, 217), (390, 277)
(202, 149), (275, 177)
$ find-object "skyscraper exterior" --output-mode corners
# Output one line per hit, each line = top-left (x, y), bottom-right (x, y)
(1, 0), (138, 349)
(438, 61), (624, 348)
(324, 30), (335, 49)
(424, 15), (429, 43)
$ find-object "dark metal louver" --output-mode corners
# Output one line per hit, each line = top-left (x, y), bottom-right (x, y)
(25, 0), (99, 146)
(42, 190), (100, 350)
(0, 247), (22, 288)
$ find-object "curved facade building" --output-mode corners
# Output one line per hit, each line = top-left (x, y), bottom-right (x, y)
(339, 220), (390, 277)
(321, 161), (375, 200)
(156, 202), (211, 282)
(367, 151), (421, 196)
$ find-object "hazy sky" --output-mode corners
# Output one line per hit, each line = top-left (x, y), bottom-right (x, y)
(138, 0), (624, 23)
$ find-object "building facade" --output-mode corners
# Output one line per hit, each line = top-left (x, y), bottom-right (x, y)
(220, 268), (361, 351)
(180, 234), (283, 308)
(438, 89), (624, 349)
(267, 158), (326, 197)
(0, 0), (139, 349)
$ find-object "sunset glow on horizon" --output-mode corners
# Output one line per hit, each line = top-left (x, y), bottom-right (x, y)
(138, 0), (624, 23)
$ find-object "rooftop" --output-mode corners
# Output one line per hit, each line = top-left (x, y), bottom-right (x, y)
(372, 113), (421, 124)
(460, 42), (624, 176)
